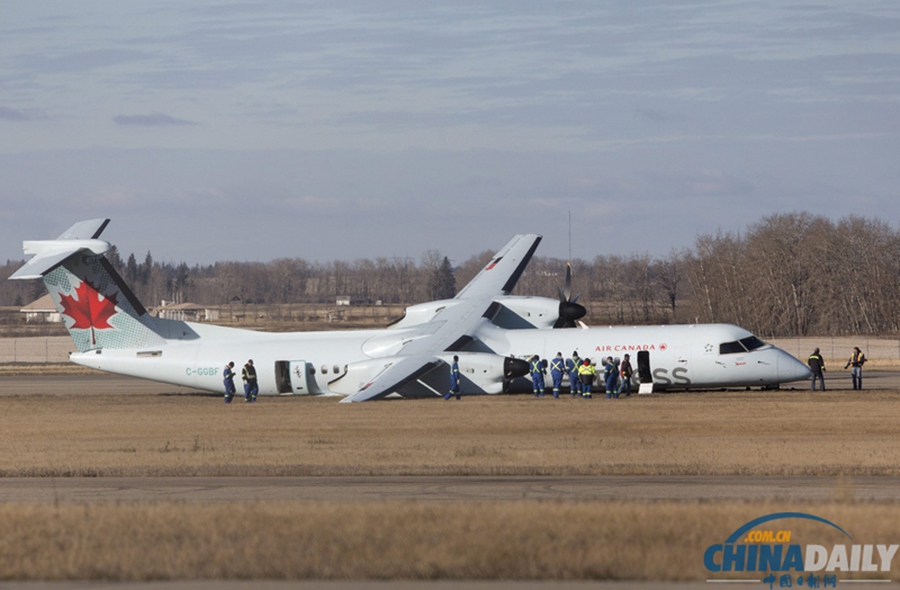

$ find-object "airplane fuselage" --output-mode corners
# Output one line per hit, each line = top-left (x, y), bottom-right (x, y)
(70, 320), (810, 396)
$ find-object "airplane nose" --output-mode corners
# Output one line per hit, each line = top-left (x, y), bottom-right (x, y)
(777, 349), (812, 383)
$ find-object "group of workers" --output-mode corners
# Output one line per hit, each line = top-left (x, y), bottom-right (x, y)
(807, 346), (867, 391)
(222, 359), (258, 403)
(222, 345), (872, 402)
(527, 352), (634, 399)
(445, 351), (636, 401)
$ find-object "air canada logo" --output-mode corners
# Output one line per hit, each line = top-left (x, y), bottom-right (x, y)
(704, 512), (898, 587)
(58, 280), (118, 345)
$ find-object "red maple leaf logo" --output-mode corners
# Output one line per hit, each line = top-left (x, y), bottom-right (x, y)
(59, 281), (118, 345)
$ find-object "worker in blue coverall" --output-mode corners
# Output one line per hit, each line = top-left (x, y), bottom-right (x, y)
(604, 357), (619, 398)
(444, 355), (461, 400)
(567, 351), (582, 396)
(530, 355), (547, 397)
(222, 361), (236, 403)
(549, 352), (565, 399)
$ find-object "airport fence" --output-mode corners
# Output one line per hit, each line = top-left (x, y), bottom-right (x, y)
(769, 335), (900, 364)
(0, 337), (74, 363)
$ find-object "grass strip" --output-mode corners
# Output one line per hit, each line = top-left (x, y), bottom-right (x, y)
(0, 501), (898, 581)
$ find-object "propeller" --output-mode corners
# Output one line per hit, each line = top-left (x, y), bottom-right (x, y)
(553, 262), (586, 328)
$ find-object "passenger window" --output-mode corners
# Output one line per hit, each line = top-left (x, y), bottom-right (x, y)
(321, 365), (328, 374)
(333, 365), (340, 374)
(719, 341), (746, 355)
(309, 366), (316, 375)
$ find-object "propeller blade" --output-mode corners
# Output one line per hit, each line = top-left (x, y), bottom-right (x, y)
(554, 262), (585, 328)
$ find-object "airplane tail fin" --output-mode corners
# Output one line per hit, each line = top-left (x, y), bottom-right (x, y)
(10, 219), (167, 352)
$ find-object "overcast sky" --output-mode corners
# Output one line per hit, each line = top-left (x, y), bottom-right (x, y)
(2, 1), (899, 266)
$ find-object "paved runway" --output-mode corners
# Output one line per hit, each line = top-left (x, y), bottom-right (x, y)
(0, 374), (204, 396)
(2, 475), (900, 503)
(0, 581), (794, 590)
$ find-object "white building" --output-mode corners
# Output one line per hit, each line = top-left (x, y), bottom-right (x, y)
(156, 301), (220, 322)
(20, 294), (62, 323)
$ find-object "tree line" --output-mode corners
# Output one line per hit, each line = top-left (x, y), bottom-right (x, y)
(1, 212), (898, 337)
(684, 213), (900, 336)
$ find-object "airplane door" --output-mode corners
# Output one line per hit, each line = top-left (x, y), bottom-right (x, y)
(636, 351), (652, 383)
(275, 360), (309, 395)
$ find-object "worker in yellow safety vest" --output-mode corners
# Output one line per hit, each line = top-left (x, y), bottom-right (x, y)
(844, 346), (866, 390)
(577, 358), (597, 399)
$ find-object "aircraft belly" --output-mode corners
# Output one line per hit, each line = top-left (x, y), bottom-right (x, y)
(70, 349), (202, 390)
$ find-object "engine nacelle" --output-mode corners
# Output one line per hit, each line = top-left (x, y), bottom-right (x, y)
(490, 296), (561, 329)
(390, 295), (579, 332)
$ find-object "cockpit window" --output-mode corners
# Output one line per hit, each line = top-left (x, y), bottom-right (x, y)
(740, 336), (766, 351)
(720, 336), (768, 355)
(719, 341), (746, 355)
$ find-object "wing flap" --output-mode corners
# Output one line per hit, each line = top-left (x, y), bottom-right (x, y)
(339, 356), (444, 403)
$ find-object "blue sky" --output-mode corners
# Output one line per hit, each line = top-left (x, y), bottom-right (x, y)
(2, 1), (899, 265)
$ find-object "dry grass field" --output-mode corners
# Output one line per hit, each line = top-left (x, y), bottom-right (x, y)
(1, 501), (899, 582)
(1, 389), (900, 478)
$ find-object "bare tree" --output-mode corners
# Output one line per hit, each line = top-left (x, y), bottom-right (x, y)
(653, 251), (683, 323)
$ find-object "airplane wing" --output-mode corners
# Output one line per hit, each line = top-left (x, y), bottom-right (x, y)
(341, 233), (541, 402)
(402, 233), (541, 354)
(454, 234), (541, 299)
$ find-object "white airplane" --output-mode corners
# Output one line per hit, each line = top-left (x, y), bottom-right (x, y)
(10, 219), (811, 401)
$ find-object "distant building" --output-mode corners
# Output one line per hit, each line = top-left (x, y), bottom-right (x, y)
(336, 296), (352, 306)
(156, 301), (220, 322)
(20, 294), (62, 323)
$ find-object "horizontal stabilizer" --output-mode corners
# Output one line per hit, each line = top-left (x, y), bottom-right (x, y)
(340, 356), (444, 403)
(10, 219), (112, 280)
